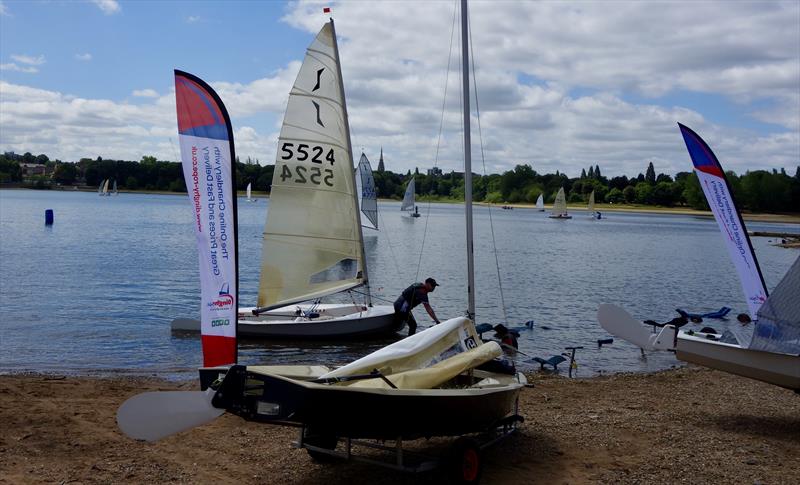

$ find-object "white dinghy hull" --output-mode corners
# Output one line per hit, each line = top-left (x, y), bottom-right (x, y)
(676, 333), (800, 391)
(172, 303), (399, 339)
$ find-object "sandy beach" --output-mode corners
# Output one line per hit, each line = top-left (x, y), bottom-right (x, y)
(1, 366), (798, 484)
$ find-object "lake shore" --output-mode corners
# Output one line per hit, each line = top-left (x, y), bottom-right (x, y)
(6, 186), (800, 224)
(2, 367), (798, 484)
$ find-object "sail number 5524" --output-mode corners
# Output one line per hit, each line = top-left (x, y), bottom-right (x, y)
(280, 142), (335, 165)
(279, 165), (334, 186)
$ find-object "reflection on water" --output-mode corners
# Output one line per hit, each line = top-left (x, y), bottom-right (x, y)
(1, 189), (797, 379)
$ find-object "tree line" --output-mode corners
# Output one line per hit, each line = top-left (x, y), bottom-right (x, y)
(2, 151), (798, 213)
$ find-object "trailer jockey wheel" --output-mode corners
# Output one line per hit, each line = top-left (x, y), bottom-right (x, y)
(447, 437), (483, 484)
(303, 428), (338, 463)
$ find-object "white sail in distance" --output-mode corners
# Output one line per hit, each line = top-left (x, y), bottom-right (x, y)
(401, 177), (415, 212)
(246, 182), (252, 201)
(355, 153), (378, 230)
(257, 22), (365, 309)
(536, 193), (544, 211)
(551, 187), (568, 216)
(588, 190), (595, 213)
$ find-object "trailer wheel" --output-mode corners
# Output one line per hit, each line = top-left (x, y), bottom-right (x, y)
(303, 430), (338, 462)
(447, 437), (482, 484)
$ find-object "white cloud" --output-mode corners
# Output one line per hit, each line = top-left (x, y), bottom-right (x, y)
(186, 15), (200, 23)
(132, 89), (159, 98)
(0, 1), (9, 17)
(75, 53), (92, 62)
(11, 54), (45, 65)
(91, 0), (120, 15)
(0, 63), (38, 73)
(0, 1), (797, 178)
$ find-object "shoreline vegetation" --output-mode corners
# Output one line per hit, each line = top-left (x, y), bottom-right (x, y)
(6, 185), (800, 225)
(1, 367), (798, 483)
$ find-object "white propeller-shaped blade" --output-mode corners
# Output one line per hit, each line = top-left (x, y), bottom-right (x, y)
(116, 388), (224, 442)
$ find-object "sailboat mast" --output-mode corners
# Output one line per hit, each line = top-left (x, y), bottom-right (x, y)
(330, 18), (372, 307)
(461, 0), (475, 318)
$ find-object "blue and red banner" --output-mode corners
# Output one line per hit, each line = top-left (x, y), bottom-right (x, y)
(175, 70), (238, 367)
(678, 123), (768, 318)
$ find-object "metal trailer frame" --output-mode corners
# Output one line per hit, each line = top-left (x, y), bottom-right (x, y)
(295, 402), (524, 476)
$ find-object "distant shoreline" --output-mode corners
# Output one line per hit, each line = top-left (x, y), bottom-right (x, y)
(4, 186), (799, 224)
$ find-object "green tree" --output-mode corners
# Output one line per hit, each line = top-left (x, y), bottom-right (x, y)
(622, 185), (636, 203)
(645, 162), (656, 185)
(634, 182), (654, 204)
(53, 163), (77, 185)
(605, 187), (624, 204)
(682, 172), (708, 210)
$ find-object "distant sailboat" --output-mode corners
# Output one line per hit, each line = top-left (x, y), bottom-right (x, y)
(402, 176), (420, 217)
(112, 179), (118, 195)
(98, 179), (110, 196)
(246, 182), (257, 202)
(535, 193), (545, 211)
(588, 190), (600, 219)
(548, 187), (571, 219)
(355, 153), (378, 230)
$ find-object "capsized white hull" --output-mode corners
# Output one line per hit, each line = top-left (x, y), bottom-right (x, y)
(172, 303), (400, 338)
(676, 333), (800, 391)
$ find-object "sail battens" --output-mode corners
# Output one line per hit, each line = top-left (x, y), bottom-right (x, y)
(257, 21), (365, 309)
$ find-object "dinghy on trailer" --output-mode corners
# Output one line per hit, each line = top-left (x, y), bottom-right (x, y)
(120, 8), (527, 480)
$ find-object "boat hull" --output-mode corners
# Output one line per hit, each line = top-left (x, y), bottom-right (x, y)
(676, 334), (800, 391)
(172, 304), (401, 339)
(208, 365), (524, 440)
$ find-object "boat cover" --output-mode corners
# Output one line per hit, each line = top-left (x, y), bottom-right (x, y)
(345, 341), (502, 390)
(749, 256), (800, 354)
(320, 316), (480, 379)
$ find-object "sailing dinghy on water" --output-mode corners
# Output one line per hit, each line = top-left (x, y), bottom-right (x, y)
(355, 152), (378, 230)
(245, 182), (257, 202)
(548, 187), (571, 219)
(120, 9), (525, 477)
(536, 193), (545, 211)
(587, 190), (600, 219)
(171, 16), (395, 339)
(401, 176), (420, 217)
(598, 124), (799, 392)
(98, 179), (110, 196)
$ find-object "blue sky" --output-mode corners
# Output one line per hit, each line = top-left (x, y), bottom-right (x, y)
(1, 0), (798, 177)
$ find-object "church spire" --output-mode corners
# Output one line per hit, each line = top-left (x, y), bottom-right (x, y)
(377, 146), (385, 172)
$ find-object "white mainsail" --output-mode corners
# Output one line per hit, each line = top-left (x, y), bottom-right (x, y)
(102, 179), (110, 196)
(551, 187), (568, 216)
(112, 179), (118, 195)
(587, 190), (595, 213)
(246, 182), (252, 201)
(257, 22), (366, 309)
(355, 153), (378, 230)
(401, 177), (415, 212)
(535, 193), (544, 211)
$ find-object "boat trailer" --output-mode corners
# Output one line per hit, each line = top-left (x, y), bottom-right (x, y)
(296, 408), (523, 483)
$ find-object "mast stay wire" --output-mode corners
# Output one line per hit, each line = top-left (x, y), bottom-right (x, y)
(414, 0), (459, 283)
(468, 6), (509, 326)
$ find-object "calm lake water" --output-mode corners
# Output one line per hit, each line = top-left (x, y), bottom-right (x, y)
(1, 189), (798, 379)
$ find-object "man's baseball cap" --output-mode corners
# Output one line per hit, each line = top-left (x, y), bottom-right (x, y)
(425, 277), (439, 288)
